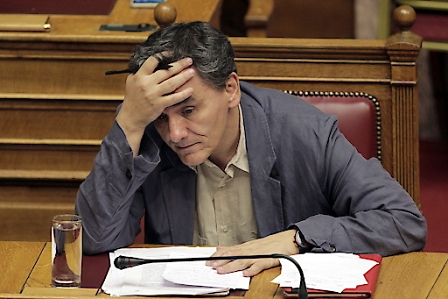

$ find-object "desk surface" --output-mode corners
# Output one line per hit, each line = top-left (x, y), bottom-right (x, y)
(0, 241), (447, 299)
(0, 0), (222, 44)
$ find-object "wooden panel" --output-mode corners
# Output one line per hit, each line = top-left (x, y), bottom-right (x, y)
(246, 0), (354, 38)
(0, 144), (99, 171)
(0, 96), (118, 139)
(0, 0), (222, 39)
(267, 0), (354, 38)
(0, 0), (117, 15)
(0, 58), (128, 96)
(0, 185), (78, 241)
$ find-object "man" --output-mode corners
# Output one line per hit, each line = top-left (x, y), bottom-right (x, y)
(75, 21), (427, 277)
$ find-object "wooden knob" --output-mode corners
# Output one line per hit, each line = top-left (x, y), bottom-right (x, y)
(393, 5), (416, 32)
(154, 2), (177, 28)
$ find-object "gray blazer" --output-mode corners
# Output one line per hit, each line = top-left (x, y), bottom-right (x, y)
(76, 81), (427, 255)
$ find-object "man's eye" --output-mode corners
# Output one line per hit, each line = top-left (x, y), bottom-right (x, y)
(183, 108), (194, 115)
(156, 113), (167, 121)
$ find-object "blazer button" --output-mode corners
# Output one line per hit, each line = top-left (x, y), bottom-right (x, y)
(125, 170), (133, 179)
(329, 243), (336, 252)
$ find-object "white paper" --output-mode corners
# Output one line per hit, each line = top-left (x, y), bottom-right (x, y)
(101, 246), (249, 296)
(272, 253), (378, 293)
(163, 248), (249, 289)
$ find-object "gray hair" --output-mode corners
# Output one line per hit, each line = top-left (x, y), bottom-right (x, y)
(128, 21), (236, 90)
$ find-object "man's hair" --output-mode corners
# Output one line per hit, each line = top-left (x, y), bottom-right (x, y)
(128, 21), (236, 90)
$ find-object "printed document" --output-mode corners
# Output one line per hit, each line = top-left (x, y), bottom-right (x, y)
(101, 246), (250, 296)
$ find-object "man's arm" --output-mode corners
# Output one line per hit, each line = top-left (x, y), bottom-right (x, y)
(76, 56), (196, 254)
(208, 114), (426, 276)
(294, 120), (427, 256)
(75, 122), (157, 255)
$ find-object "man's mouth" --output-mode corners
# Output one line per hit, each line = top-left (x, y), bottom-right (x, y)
(176, 142), (198, 150)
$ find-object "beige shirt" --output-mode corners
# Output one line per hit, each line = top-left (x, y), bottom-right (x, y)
(192, 106), (259, 246)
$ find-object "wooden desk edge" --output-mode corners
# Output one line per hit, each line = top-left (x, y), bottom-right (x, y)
(3, 242), (447, 299)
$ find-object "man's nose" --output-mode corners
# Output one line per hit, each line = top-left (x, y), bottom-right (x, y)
(168, 116), (188, 143)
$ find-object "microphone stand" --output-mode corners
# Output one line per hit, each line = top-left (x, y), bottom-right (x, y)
(114, 253), (308, 299)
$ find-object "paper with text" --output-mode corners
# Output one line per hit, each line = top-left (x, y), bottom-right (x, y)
(101, 246), (249, 296)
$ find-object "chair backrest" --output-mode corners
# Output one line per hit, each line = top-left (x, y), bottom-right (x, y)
(287, 91), (381, 160)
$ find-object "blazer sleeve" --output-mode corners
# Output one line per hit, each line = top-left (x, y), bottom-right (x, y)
(292, 115), (427, 256)
(75, 121), (159, 255)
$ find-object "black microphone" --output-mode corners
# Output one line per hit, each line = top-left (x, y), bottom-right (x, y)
(114, 253), (308, 299)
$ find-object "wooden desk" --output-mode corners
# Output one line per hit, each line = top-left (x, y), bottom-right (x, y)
(0, 241), (447, 299)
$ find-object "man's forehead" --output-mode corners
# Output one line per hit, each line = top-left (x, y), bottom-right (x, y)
(170, 96), (195, 108)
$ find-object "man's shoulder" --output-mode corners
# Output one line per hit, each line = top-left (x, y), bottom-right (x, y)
(239, 81), (324, 118)
(240, 81), (287, 101)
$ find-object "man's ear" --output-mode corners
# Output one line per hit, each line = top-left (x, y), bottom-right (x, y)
(225, 72), (241, 108)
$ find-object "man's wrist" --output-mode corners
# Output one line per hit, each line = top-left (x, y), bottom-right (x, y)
(293, 228), (312, 253)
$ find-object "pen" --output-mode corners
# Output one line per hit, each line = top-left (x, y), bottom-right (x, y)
(105, 62), (172, 75)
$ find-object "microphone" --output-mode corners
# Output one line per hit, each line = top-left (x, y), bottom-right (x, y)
(114, 253), (308, 299)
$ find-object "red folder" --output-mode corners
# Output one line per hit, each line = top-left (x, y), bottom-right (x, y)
(282, 254), (382, 298)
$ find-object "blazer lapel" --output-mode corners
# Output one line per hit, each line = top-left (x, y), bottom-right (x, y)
(241, 95), (284, 237)
(160, 150), (197, 245)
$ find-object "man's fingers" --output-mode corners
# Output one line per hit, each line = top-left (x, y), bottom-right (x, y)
(162, 86), (194, 108)
(158, 67), (195, 96)
(139, 55), (193, 76)
(242, 259), (279, 277)
(214, 258), (279, 276)
(214, 259), (250, 274)
(137, 55), (162, 74)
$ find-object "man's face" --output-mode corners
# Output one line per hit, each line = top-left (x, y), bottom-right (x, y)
(153, 73), (240, 167)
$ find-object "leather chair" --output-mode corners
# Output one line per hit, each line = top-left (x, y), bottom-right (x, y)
(287, 91), (381, 160)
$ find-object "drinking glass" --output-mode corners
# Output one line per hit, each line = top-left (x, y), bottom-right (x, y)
(51, 214), (82, 288)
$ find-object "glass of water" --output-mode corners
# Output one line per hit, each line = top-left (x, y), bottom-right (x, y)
(51, 214), (82, 288)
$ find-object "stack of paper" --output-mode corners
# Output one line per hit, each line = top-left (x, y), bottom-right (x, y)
(273, 253), (379, 293)
(101, 246), (250, 296)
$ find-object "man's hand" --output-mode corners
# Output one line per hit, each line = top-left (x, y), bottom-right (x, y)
(206, 230), (299, 277)
(116, 55), (195, 155)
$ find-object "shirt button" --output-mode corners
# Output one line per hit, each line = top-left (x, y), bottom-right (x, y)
(125, 169), (133, 179)
(222, 226), (228, 233)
